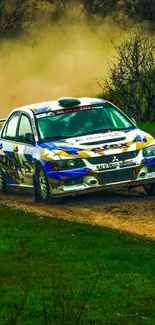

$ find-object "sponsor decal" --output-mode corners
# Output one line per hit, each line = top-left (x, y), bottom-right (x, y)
(36, 112), (55, 119)
(55, 106), (91, 115)
(92, 143), (129, 152)
(36, 104), (107, 117)
(91, 105), (104, 109)
(75, 132), (122, 142)
(35, 106), (51, 114)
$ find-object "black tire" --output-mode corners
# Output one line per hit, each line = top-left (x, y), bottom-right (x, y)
(37, 168), (51, 204)
(144, 183), (155, 196)
(0, 170), (5, 193)
(35, 168), (63, 204)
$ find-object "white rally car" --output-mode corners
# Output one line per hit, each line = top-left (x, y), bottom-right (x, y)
(0, 97), (155, 203)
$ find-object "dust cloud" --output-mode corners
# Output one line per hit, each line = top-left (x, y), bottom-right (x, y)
(0, 20), (127, 117)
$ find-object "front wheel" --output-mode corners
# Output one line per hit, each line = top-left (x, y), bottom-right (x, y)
(35, 168), (62, 204)
(144, 183), (155, 196)
(37, 168), (51, 204)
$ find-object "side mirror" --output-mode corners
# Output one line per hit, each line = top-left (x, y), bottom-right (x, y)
(131, 117), (137, 125)
(25, 133), (35, 145)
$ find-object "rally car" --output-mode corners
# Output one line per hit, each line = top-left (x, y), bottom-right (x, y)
(0, 97), (155, 204)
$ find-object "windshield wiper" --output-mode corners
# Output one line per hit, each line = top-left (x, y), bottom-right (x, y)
(41, 136), (69, 142)
(75, 127), (136, 137)
(80, 129), (118, 136)
(71, 129), (111, 138)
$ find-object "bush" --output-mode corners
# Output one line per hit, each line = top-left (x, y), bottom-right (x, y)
(99, 32), (155, 122)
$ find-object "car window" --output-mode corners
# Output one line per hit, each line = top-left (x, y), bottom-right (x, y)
(2, 114), (19, 141)
(105, 107), (131, 129)
(17, 114), (34, 145)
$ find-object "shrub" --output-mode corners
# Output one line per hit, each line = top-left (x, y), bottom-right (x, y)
(99, 32), (155, 122)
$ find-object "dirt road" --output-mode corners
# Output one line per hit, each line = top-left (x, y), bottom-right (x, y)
(1, 187), (155, 240)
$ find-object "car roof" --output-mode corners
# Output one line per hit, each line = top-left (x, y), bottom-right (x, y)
(12, 97), (106, 115)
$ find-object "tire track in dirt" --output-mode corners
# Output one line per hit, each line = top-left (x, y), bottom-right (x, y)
(0, 187), (155, 240)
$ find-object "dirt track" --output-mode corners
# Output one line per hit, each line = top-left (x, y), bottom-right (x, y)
(1, 186), (155, 240)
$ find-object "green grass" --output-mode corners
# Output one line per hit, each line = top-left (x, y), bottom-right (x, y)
(1, 205), (155, 325)
(138, 122), (155, 138)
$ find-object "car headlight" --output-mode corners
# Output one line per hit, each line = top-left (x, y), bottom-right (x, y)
(50, 158), (85, 171)
(143, 145), (155, 157)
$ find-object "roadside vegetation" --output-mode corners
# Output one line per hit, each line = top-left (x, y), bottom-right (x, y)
(138, 122), (155, 138)
(99, 32), (155, 123)
(1, 204), (155, 324)
(99, 31), (155, 136)
(1, 0), (155, 37)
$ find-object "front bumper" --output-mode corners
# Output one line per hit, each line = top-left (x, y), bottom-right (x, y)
(49, 178), (155, 198)
(46, 161), (155, 197)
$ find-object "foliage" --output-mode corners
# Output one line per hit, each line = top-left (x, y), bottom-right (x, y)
(99, 32), (155, 121)
(120, 0), (155, 22)
(1, 0), (155, 37)
(138, 121), (155, 137)
(82, 0), (118, 17)
(0, 0), (39, 36)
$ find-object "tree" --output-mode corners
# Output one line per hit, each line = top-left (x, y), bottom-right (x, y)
(83, 0), (118, 16)
(0, 0), (39, 36)
(100, 32), (155, 121)
(120, 0), (155, 22)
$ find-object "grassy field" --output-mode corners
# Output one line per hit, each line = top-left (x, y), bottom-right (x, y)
(0, 205), (155, 324)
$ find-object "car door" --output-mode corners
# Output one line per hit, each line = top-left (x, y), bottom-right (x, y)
(16, 113), (36, 187)
(0, 112), (21, 186)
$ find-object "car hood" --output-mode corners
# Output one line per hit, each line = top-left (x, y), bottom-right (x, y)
(39, 128), (155, 161)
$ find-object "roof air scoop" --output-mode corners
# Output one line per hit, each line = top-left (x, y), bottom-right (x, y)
(58, 97), (81, 107)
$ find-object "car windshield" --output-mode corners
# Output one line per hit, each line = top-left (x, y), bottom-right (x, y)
(36, 103), (135, 142)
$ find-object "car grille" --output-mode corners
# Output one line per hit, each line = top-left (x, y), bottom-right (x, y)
(98, 168), (136, 185)
(86, 150), (139, 165)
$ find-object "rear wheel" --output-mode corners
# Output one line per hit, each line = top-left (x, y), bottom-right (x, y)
(144, 183), (155, 196)
(0, 170), (5, 193)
